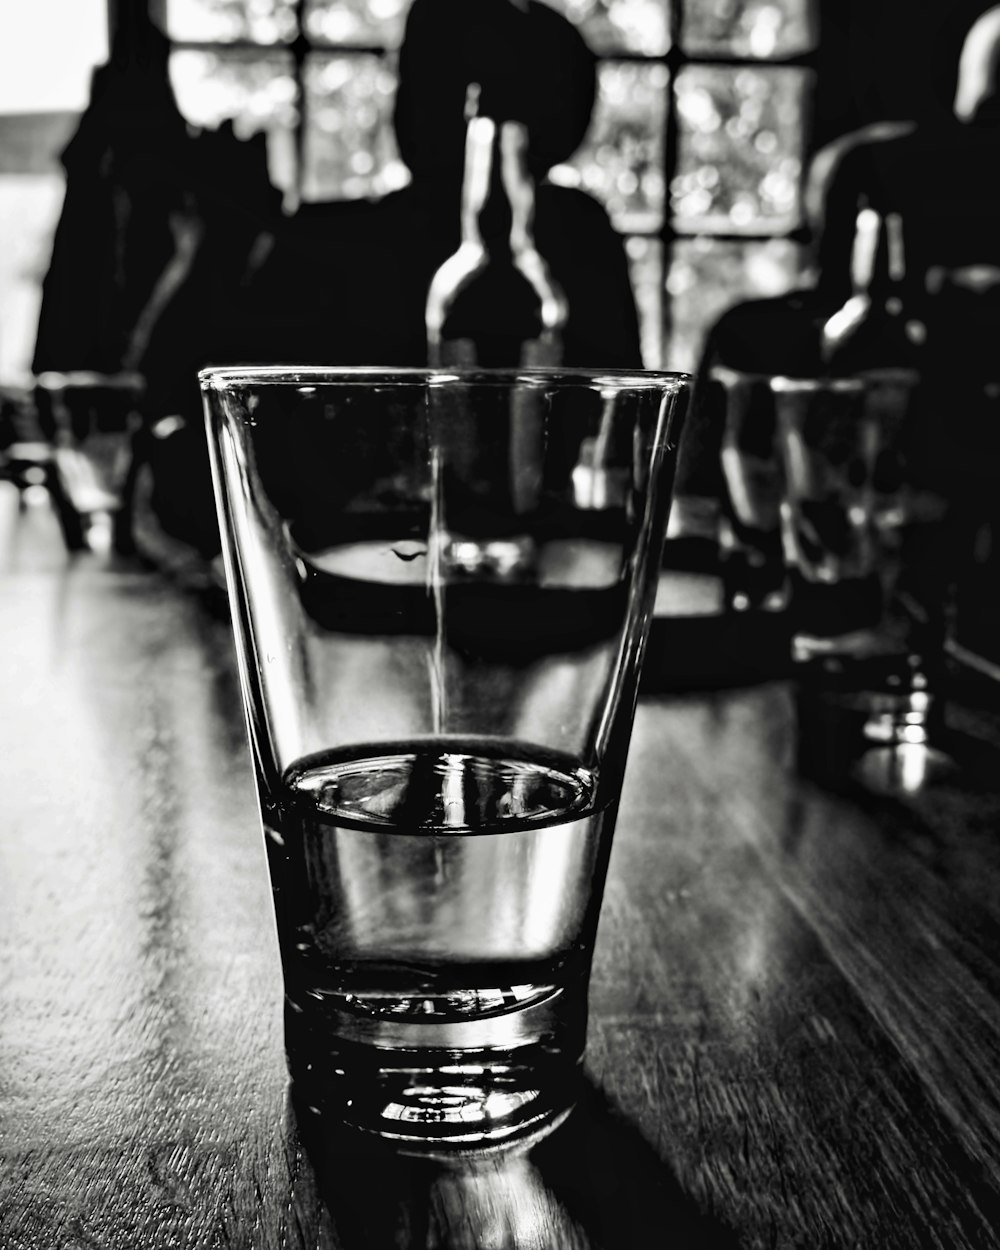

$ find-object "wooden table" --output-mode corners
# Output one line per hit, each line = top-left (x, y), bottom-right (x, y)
(3, 487), (1000, 1249)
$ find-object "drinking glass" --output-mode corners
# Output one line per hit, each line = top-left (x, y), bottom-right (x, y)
(773, 370), (951, 759)
(201, 366), (689, 1153)
(713, 364), (790, 615)
(33, 370), (145, 554)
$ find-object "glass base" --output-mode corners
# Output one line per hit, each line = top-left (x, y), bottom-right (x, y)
(793, 661), (950, 793)
(283, 987), (584, 1156)
(287, 1040), (579, 1157)
(850, 741), (961, 795)
(791, 639), (939, 734)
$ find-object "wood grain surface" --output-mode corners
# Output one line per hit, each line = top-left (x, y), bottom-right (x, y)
(3, 490), (1000, 1249)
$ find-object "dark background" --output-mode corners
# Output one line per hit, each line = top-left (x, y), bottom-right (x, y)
(814, 0), (997, 147)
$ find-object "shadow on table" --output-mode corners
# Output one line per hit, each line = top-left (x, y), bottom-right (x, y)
(286, 1078), (739, 1249)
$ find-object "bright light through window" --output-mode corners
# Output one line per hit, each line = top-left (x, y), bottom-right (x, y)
(0, 0), (108, 114)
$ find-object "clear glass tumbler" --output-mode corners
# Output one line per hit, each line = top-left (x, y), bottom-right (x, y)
(33, 370), (145, 554)
(201, 366), (689, 1153)
(774, 369), (952, 755)
(713, 363), (791, 615)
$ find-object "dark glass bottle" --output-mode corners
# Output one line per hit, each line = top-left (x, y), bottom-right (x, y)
(425, 88), (568, 368)
(821, 209), (927, 374)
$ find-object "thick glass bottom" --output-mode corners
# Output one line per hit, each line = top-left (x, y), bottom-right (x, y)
(285, 997), (582, 1155)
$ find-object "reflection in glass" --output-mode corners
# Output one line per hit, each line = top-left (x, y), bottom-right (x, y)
(165, 0), (298, 43)
(544, 0), (671, 55)
(682, 0), (817, 59)
(304, 0), (411, 47)
(551, 61), (668, 234)
(169, 49), (298, 193)
(673, 65), (809, 235)
(302, 53), (408, 201)
(666, 237), (805, 371)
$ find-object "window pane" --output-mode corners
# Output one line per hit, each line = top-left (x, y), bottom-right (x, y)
(551, 60), (667, 234)
(672, 64), (808, 235)
(304, 0), (410, 47)
(0, 0), (107, 114)
(543, 0), (670, 56)
(665, 237), (805, 371)
(302, 53), (408, 201)
(0, 175), (66, 383)
(165, 0), (298, 43)
(682, 0), (817, 59)
(169, 50), (298, 193)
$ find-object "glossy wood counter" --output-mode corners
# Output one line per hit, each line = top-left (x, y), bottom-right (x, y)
(3, 489), (1000, 1249)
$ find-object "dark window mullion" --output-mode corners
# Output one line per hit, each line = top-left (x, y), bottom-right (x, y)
(672, 228), (811, 243)
(300, 42), (390, 56)
(661, 0), (685, 365)
(681, 51), (819, 70)
(168, 38), (295, 52)
(167, 39), (389, 55)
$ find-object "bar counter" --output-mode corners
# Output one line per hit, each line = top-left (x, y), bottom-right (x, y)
(3, 488), (1000, 1249)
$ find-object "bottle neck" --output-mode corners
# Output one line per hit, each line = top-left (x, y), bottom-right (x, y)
(458, 115), (537, 256)
(822, 207), (926, 370)
(500, 121), (536, 256)
(848, 208), (881, 300)
(885, 212), (906, 285)
(426, 100), (566, 365)
(878, 211), (908, 314)
(859, 209), (912, 304)
(458, 116), (501, 248)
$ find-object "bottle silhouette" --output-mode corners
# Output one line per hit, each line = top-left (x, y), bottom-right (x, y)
(821, 208), (927, 375)
(426, 84), (568, 368)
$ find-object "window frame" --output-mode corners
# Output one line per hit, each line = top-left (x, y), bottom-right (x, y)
(152, 0), (819, 372)
(0, 0), (820, 376)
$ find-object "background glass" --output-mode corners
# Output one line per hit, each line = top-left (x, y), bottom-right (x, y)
(774, 370), (951, 757)
(33, 370), (145, 554)
(714, 363), (789, 615)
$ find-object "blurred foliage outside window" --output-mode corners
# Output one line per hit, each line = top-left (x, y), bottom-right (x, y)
(166, 0), (818, 371)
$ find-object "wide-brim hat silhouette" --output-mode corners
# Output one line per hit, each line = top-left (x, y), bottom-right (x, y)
(393, 0), (597, 182)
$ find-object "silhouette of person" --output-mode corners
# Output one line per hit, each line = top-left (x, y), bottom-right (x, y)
(31, 7), (196, 375)
(167, 0), (642, 376)
(131, 0), (643, 572)
(27, 4), (281, 567)
(375, 0), (643, 368)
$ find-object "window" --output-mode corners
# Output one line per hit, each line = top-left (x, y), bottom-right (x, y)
(0, 0), (109, 383)
(0, 0), (818, 385)
(161, 0), (817, 372)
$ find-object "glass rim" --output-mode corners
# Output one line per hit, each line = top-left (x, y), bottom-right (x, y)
(198, 364), (691, 393)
